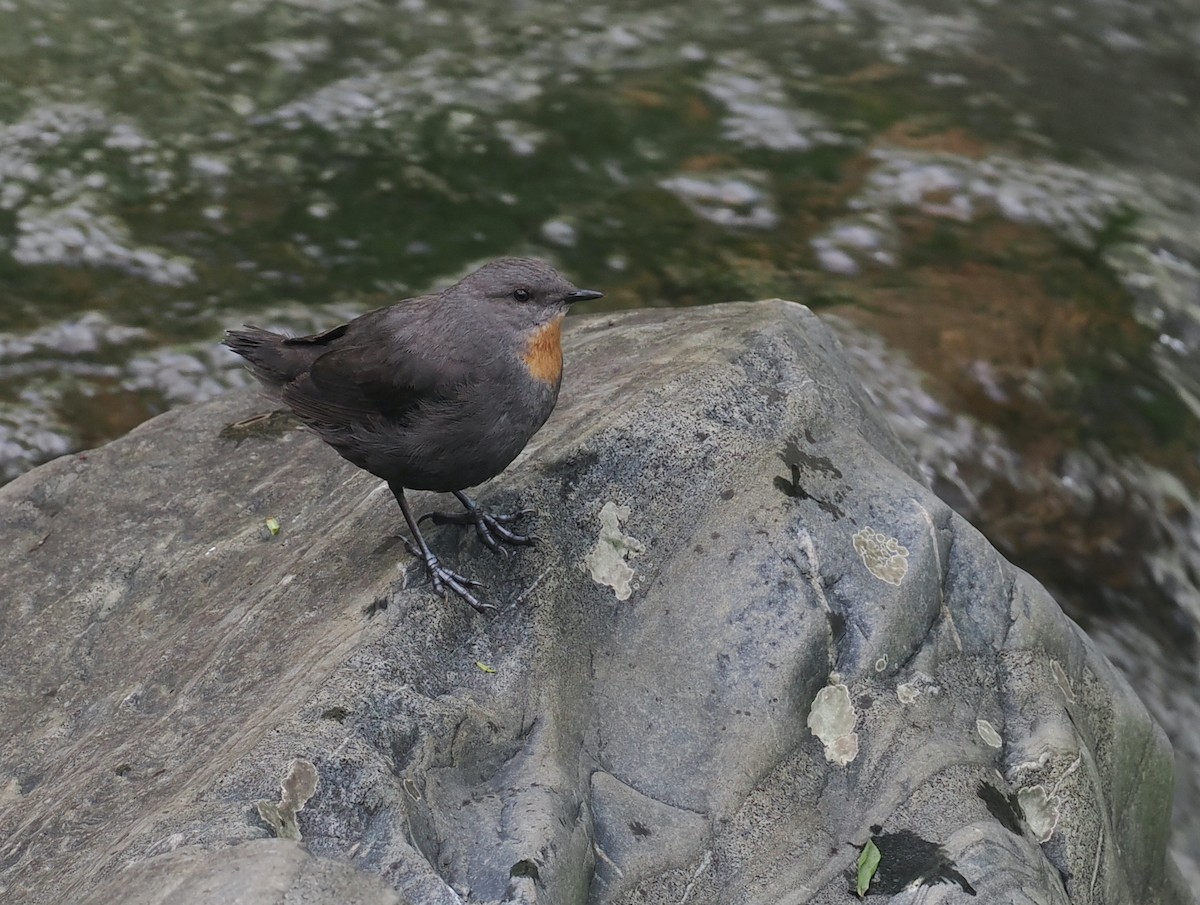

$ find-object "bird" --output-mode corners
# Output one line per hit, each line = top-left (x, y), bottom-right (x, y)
(223, 257), (603, 613)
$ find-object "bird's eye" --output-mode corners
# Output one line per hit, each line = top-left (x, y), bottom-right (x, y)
(513, 288), (530, 302)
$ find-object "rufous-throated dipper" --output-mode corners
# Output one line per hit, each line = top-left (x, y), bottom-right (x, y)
(223, 257), (603, 613)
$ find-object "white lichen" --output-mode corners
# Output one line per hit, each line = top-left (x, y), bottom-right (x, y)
(1017, 784), (1059, 843)
(584, 502), (645, 601)
(976, 718), (1003, 749)
(807, 681), (859, 766)
(852, 526), (909, 585)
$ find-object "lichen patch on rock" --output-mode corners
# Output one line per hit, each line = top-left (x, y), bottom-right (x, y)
(1017, 784), (1059, 843)
(807, 681), (859, 766)
(584, 501), (645, 601)
(976, 718), (1003, 749)
(256, 758), (319, 842)
(852, 526), (909, 585)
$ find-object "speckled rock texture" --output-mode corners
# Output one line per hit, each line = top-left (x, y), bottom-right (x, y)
(78, 840), (404, 905)
(0, 301), (1189, 904)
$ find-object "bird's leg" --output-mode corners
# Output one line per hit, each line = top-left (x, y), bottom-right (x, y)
(420, 490), (536, 553)
(391, 483), (495, 614)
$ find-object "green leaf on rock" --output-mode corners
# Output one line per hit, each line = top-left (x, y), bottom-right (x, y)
(857, 838), (881, 897)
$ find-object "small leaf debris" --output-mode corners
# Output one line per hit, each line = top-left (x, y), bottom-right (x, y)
(857, 838), (881, 897)
(265, 517), (281, 536)
(475, 661), (497, 674)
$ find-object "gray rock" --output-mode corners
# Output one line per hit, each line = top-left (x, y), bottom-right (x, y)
(79, 840), (405, 905)
(0, 301), (1189, 904)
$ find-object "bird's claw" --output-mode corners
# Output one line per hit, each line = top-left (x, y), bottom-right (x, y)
(421, 506), (535, 552)
(476, 515), (533, 549)
(403, 539), (493, 613)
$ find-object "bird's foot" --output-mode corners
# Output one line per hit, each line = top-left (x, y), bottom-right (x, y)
(420, 506), (537, 553)
(403, 539), (495, 614)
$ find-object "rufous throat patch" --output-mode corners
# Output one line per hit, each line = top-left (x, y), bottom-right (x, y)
(522, 315), (564, 385)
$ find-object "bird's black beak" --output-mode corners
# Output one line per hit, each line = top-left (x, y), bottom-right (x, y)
(564, 289), (604, 305)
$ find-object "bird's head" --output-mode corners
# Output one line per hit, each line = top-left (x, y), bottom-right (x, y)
(452, 257), (603, 326)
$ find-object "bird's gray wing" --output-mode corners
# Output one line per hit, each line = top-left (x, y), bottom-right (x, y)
(279, 339), (468, 433)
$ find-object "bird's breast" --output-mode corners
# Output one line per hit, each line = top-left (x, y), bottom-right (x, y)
(521, 316), (564, 386)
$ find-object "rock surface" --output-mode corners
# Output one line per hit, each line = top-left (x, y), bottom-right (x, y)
(0, 301), (1189, 904)
(78, 840), (404, 905)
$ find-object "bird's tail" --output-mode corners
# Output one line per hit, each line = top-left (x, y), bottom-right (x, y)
(223, 326), (305, 387)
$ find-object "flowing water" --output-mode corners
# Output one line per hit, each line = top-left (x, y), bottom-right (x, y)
(1, 0), (1198, 880)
